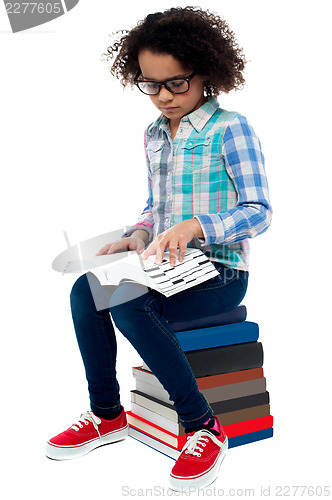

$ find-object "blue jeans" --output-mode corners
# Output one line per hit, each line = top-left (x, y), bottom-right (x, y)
(70, 263), (248, 430)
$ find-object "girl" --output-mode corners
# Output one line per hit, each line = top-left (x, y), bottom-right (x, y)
(46, 6), (272, 491)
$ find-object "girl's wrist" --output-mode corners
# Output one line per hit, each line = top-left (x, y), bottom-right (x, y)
(189, 218), (204, 239)
(131, 229), (150, 245)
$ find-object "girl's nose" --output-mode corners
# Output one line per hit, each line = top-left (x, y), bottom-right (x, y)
(158, 86), (174, 102)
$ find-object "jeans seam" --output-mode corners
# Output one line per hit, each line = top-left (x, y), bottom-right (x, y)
(91, 403), (120, 410)
(180, 406), (212, 425)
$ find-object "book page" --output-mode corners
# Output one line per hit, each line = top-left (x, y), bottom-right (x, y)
(52, 228), (133, 274)
(141, 249), (219, 296)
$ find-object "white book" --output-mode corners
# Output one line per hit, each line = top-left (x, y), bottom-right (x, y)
(131, 402), (182, 435)
(52, 229), (219, 298)
(130, 390), (178, 422)
(132, 367), (164, 389)
(141, 361), (152, 372)
(135, 380), (172, 404)
(129, 427), (180, 460)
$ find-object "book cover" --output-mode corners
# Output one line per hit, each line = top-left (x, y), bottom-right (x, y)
(170, 304), (247, 332)
(131, 390), (177, 421)
(201, 378), (267, 403)
(185, 341), (264, 377)
(175, 321), (259, 351)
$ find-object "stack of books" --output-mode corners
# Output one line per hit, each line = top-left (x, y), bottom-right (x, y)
(127, 305), (274, 459)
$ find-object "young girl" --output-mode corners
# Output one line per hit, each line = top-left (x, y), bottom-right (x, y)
(46, 6), (272, 490)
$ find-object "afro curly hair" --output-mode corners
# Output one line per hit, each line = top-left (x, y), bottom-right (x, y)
(102, 6), (247, 97)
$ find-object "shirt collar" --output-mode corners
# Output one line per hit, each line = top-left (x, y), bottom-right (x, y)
(185, 97), (220, 132)
(148, 96), (220, 136)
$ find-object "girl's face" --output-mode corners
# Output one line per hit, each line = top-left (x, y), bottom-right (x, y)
(138, 50), (206, 125)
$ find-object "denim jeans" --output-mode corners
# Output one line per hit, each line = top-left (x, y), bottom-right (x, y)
(70, 262), (248, 430)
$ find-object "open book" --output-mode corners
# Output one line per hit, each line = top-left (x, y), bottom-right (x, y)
(90, 248), (219, 297)
(52, 230), (219, 298)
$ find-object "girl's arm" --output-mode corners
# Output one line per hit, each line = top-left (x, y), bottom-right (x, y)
(194, 114), (272, 246)
(121, 129), (155, 243)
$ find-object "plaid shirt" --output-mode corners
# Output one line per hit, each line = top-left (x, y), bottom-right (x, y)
(123, 97), (272, 271)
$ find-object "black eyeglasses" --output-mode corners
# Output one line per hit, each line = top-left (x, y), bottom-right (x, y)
(134, 71), (196, 95)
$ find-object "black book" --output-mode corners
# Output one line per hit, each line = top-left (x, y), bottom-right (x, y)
(210, 391), (270, 414)
(185, 341), (263, 378)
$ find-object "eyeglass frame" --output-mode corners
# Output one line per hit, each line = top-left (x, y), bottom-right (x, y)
(134, 71), (197, 95)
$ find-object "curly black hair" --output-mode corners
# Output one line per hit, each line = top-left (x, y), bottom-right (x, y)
(102, 6), (247, 97)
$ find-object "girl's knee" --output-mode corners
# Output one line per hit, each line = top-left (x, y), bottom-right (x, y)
(110, 283), (149, 310)
(70, 273), (99, 313)
(109, 283), (149, 335)
(70, 274), (90, 304)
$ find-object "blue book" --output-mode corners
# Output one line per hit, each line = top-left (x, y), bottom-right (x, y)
(171, 305), (247, 331)
(228, 427), (274, 448)
(175, 321), (259, 352)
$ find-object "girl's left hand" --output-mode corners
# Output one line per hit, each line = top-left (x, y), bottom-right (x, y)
(142, 219), (204, 267)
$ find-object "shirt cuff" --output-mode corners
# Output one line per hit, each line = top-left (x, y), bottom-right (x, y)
(194, 214), (225, 246)
(121, 224), (154, 243)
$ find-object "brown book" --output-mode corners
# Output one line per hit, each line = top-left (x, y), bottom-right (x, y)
(197, 367), (264, 389)
(133, 365), (264, 390)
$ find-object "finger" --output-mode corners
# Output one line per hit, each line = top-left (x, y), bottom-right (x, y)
(107, 241), (126, 254)
(155, 241), (167, 265)
(106, 243), (118, 254)
(168, 242), (178, 267)
(96, 244), (112, 256)
(178, 239), (187, 263)
(142, 241), (156, 260)
(135, 239), (145, 254)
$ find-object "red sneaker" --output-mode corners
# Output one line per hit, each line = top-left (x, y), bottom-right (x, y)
(169, 417), (228, 490)
(45, 408), (128, 460)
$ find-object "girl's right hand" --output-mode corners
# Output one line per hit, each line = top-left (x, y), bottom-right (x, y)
(96, 236), (145, 256)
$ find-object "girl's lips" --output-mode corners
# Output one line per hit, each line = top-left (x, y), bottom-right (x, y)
(161, 106), (179, 111)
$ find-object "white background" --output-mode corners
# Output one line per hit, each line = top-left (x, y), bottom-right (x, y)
(1, 1), (331, 498)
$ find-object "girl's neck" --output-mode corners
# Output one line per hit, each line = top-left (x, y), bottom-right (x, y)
(170, 119), (181, 141)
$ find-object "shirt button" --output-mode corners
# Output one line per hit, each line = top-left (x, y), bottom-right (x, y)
(167, 195), (170, 200)
(188, 142), (192, 146)
(165, 218), (169, 222)
(167, 171), (171, 176)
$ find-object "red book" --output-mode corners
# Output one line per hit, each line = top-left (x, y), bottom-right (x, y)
(127, 411), (186, 450)
(223, 415), (274, 438)
(126, 411), (273, 451)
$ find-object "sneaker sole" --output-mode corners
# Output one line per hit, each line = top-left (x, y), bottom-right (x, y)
(168, 437), (228, 491)
(45, 425), (129, 460)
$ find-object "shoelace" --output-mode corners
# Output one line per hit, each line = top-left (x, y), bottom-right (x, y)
(183, 429), (224, 458)
(70, 411), (102, 437)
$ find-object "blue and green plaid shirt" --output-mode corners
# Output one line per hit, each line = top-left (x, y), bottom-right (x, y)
(123, 97), (272, 271)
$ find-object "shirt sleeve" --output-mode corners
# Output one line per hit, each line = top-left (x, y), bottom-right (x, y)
(121, 129), (155, 242)
(194, 114), (272, 245)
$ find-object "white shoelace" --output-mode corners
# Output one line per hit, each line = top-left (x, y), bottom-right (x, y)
(182, 430), (224, 458)
(70, 411), (102, 437)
